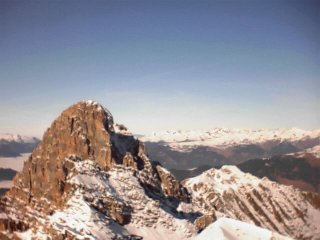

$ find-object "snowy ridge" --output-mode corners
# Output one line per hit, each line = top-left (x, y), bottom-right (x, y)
(183, 166), (320, 240)
(49, 159), (197, 240)
(0, 133), (38, 143)
(141, 128), (320, 149)
(286, 144), (320, 158)
(195, 217), (292, 240)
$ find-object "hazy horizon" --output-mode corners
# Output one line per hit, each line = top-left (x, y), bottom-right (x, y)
(1, 0), (319, 137)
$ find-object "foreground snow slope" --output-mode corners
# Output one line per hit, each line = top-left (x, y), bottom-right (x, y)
(195, 217), (292, 240)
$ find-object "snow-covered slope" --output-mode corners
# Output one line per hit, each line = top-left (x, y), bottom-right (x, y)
(141, 128), (320, 149)
(195, 217), (292, 240)
(183, 166), (320, 240)
(48, 159), (197, 240)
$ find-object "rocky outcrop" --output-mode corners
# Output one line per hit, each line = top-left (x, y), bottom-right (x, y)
(155, 165), (190, 202)
(194, 213), (216, 232)
(7, 101), (157, 212)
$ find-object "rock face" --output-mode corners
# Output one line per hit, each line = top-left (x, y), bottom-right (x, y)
(8, 101), (166, 211)
(0, 100), (194, 240)
(9, 101), (114, 210)
(194, 213), (216, 232)
(156, 165), (189, 200)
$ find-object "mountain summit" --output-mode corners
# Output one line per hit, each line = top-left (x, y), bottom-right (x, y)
(0, 100), (194, 239)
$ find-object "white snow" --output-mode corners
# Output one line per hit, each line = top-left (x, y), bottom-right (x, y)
(0, 133), (38, 143)
(141, 128), (320, 150)
(50, 191), (125, 240)
(83, 100), (98, 106)
(195, 217), (292, 240)
(186, 165), (261, 195)
(49, 159), (197, 240)
(15, 228), (48, 240)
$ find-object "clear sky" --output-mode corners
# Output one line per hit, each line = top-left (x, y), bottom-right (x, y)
(0, 0), (319, 137)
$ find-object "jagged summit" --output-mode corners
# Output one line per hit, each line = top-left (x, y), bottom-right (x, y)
(0, 101), (192, 239)
(7, 100), (155, 209)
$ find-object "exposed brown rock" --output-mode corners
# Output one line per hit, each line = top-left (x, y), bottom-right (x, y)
(194, 213), (216, 232)
(123, 152), (138, 171)
(0, 214), (28, 232)
(7, 101), (116, 211)
(155, 165), (190, 201)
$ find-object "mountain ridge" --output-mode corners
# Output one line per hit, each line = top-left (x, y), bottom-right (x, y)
(0, 100), (318, 240)
(141, 128), (320, 149)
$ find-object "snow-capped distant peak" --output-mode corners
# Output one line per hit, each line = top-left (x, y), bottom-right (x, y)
(140, 128), (320, 149)
(0, 133), (39, 143)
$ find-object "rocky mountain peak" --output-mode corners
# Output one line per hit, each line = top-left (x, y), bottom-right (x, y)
(6, 100), (162, 210)
(1, 101), (194, 239)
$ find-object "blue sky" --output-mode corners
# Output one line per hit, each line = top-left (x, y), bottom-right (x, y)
(0, 0), (319, 136)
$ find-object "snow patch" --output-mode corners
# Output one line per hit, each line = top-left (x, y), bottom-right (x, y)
(0, 134), (38, 143)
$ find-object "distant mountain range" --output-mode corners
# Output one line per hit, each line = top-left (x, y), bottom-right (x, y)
(0, 133), (40, 157)
(238, 145), (320, 193)
(141, 128), (320, 170)
(141, 128), (320, 147)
